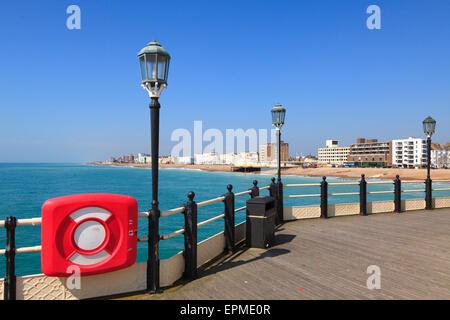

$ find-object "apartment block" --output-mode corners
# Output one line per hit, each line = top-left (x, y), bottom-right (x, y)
(431, 150), (450, 169)
(347, 138), (392, 167)
(259, 141), (289, 163)
(318, 140), (350, 165)
(122, 154), (135, 163)
(392, 137), (427, 168)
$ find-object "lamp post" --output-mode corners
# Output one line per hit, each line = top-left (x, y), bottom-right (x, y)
(422, 116), (436, 210)
(271, 104), (286, 182)
(271, 104), (286, 222)
(138, 40), (171, 293)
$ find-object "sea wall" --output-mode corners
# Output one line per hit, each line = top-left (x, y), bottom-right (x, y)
(0, 222), (247, 300)
(283, 197), (450, 220)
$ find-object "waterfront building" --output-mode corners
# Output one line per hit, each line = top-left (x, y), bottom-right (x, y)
(259, 141), (289, 163)
(346, 138), (392, 167)
(431, 149), (450, 169)
(173, 156), (194, 164)
(137, 153), (150, 164)
(122, 154), (135, 163)
(303, 155), (318, 165)
(234, 152), (259, 166)
(219, 153), (237, 165)
(391, 137), (427, 168)
(317, 140), (350, 166)
(194, 152), (221, 165)
(159, 156), (174, 164)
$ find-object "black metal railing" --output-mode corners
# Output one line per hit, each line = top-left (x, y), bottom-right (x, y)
(140, 180), (272, 289)
(2, 175), (450, 300)
(284, 174), (450, 218)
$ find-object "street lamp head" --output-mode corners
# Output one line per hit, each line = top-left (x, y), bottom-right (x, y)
(271, 103), (286, 129)
(422, 116), (436, 138)
(138, 40), (171, 98)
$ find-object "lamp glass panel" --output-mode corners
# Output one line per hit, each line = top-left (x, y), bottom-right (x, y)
(139, 56), (146, 81)
(164, 58), (170, 82)
(146, 54), (157, 80)
(272, 110), (285, 126)
(272, 111), (280, 125)
(157, 55), (168, 81)
(280, 110), (286, 124)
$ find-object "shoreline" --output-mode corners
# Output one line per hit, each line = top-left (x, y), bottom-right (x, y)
(87, 162), (450, 181)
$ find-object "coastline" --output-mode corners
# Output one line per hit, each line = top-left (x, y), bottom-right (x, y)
(87, 162), (450, 181)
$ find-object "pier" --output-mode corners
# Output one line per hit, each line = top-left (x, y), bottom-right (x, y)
(230, 166), (262, 173)
(126, 207), (450, 300)
(1, 175), (450, 300)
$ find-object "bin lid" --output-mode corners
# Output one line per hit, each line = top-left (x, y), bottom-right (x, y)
(246, 196), (274, 204)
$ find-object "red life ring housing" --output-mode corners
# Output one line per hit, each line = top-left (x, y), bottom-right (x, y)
(41, 193), (138, 277)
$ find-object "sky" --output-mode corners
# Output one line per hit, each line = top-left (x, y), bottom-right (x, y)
(0, 0), (449, 162)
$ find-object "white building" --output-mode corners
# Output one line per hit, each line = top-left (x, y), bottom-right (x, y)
(194, 152), (221, 165)
(136, 153), (150, 164)
(431, 150), (450, 169)
(159, 156), (174, 164)
(391, 137), (427, 168)
(220, 153), (237, 165)
(317, 140), (350, 166)
(173, 156), (194, 165)
(234, 152), (259, 166)
(191, 152), (260, 166)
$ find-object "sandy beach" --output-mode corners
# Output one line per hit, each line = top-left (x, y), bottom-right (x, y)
(281, 167), (450, 181)
(88, 162), (450, 181)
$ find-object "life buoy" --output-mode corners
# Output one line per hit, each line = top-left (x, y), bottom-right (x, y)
(41, 193), (138, 277)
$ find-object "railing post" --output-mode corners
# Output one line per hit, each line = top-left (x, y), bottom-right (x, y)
(223, 184), (235, 253)
(4, 216), (17, 301)
(360, 174), (367, 216)
(249, 180), (259, 198)
(269, 177), (280, 224)
(320, 176), (328, 219)
(269, 177), (277, 197)
(278, 180), (284, 223)
(147, 203), (161, 293)
(425, 177), (433, 210)
(394, 175), (402, 213)
(183, 191), (198, 280)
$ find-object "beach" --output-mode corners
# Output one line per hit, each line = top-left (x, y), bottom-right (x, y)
(88, 162), (450, 181)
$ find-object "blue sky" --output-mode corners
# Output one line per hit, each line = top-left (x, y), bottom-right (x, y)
(0, 0), (449, 162)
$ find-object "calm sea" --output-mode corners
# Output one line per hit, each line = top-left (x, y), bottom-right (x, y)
(1, 163), (448, 277)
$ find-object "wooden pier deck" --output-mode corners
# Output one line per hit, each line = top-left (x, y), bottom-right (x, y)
(124, 208), (450, 300)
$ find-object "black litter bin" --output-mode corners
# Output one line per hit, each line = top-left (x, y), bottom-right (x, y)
(246, 196), (276, 248)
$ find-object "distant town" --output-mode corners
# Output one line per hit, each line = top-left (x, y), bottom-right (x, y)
(99, 137), (450, 170)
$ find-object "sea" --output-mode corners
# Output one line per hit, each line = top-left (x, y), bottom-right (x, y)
(1, 163), (449, 277)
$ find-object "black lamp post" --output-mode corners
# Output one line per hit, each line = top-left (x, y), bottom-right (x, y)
(423, 116), (436, 210)
(271, 103), (286, 182)
(271, 103), (286, 222)
(138, 40), (171, 293)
